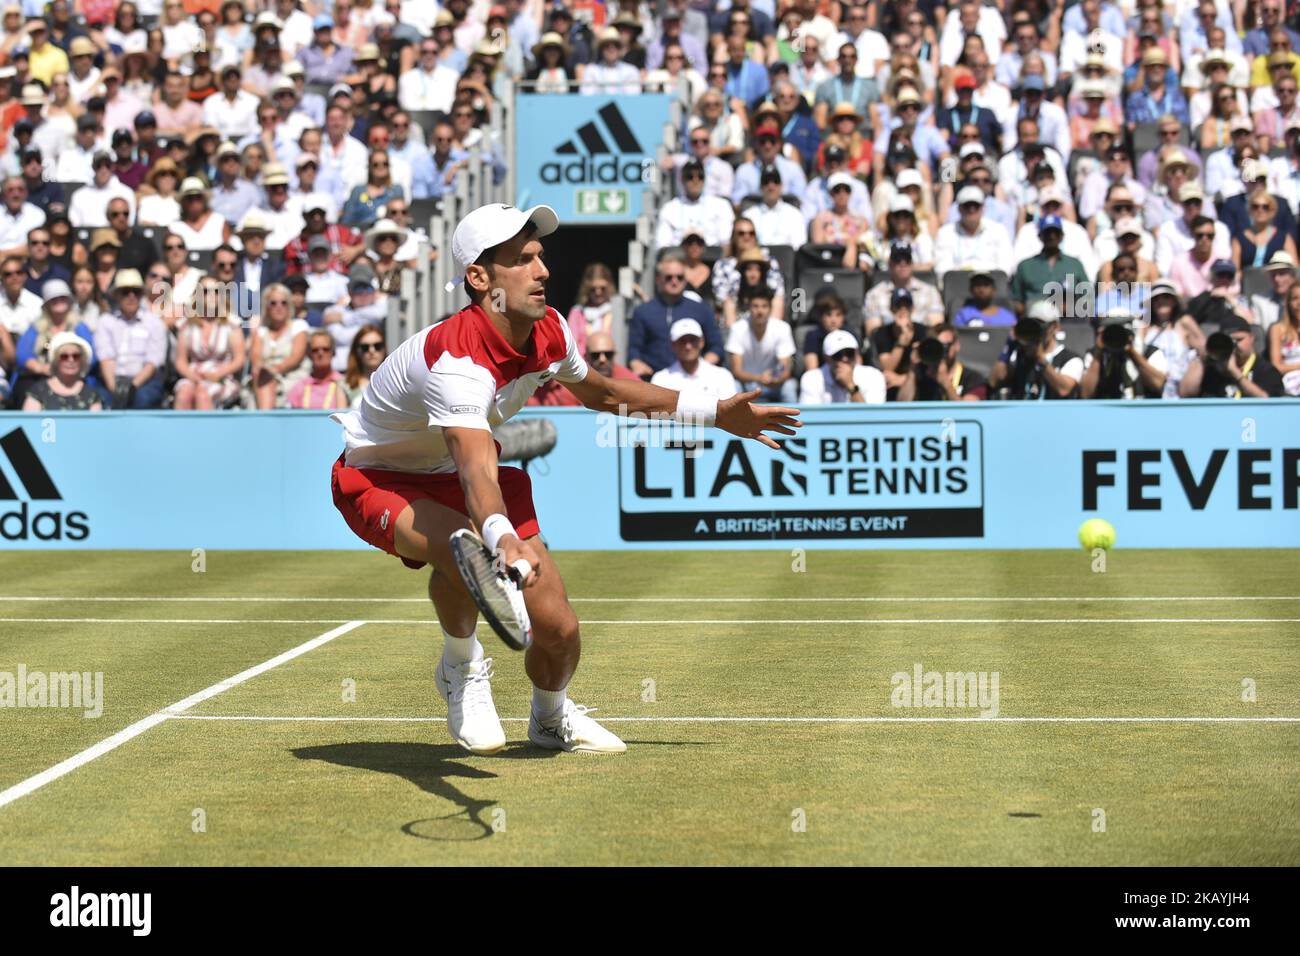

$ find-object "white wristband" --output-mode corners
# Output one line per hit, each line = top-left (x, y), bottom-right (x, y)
(674, 390), (718, 426)
(481, 513), (517, 553)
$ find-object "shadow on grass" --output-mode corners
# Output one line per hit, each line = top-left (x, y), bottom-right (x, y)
(292, 741), (556, 841)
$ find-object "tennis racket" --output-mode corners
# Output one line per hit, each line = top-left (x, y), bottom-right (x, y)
(448, 528), (534, 651)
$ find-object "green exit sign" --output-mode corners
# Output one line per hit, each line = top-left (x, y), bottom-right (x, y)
(576, 189), (630, 216)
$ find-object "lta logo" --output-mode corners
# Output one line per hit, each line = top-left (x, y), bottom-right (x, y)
(0, 428), (89, 541)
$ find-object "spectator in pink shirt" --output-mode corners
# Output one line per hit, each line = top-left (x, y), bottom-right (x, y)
(286, 330), (349, 409)
(1169, 216), (1223, 298)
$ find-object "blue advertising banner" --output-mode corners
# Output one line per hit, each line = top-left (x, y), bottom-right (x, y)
(0, 403), (1296, 552)
(514, 93), (672, 223)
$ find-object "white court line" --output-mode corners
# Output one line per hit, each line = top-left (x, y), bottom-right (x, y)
(163, 714), (1300, 724)
(1, 595), (1298, 604)
(3, 616), (1300, 625)
(0, 621), (367, 811)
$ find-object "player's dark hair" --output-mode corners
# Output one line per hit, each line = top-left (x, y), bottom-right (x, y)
(469, 221), (540, 303)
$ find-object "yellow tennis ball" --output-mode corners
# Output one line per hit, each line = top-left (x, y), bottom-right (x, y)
(1078, 518), (1116, 551)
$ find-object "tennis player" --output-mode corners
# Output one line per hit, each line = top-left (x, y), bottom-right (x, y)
(330, 203), (800, 755)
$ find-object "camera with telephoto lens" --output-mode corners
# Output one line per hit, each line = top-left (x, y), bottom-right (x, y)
(1101, 323), (1134, 353)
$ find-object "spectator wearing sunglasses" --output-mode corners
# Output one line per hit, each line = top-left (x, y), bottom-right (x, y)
(20, 329), (100, 410)
(629, 252), (724, 378)
(285, 329), (349, 409)
(94, 268), (166, 408)
(339, 149), (404, 230)
(343, 323), (385, 408)
(655, 160), (735, 249)
(666, 119), (734, 200)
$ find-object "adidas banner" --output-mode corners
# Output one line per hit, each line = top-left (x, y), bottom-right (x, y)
(515, 94), (673, 224)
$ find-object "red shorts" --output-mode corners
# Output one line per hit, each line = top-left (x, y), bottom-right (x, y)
(331, 454), (541, 570)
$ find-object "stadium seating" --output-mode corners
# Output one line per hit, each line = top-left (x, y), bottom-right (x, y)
(955, 326), (1008, 376)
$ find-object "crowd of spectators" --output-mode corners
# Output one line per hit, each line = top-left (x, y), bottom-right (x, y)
(2, 1), (1298, 410)
(0, 0), (513, 409)
(588, 0), (1300, 401)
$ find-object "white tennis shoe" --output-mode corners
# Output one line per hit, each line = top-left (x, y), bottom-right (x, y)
(528, 700), (627, 754)
(436, 657), (506, 755)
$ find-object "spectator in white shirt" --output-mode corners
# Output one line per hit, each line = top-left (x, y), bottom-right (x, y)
(939, 0), (1006, 68)
(725, 286), (797, 402)
(0, 176), (44, 257)
(745, 165), (808, 248)
(69, 152), (135, 228)
(399, 35), (459, 113)
(651, 318), (739, 398)
(203, 64), (261, 141)
(0, 252), (42, 338)
(655, 159), (736, 249)
(799, 328), (886, 403)
(934, 185), (1015, 286)
(54, 114), (101, 183)
(580, 28), (641, 96)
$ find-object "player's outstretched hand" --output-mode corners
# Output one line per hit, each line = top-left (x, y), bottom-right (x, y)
(715, 389), (802, 450)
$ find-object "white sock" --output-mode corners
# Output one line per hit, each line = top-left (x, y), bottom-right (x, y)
(441, 626), (484, 667)
(532, 685), (568, 723)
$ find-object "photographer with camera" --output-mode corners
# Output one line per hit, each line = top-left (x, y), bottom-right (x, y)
(903, 323), (987, 402)
(1186, 258), (1256, 329)
(988, 300), (1083, 399)
(1080, 309), (1168, 399)
(1180, 315), (1284, 397)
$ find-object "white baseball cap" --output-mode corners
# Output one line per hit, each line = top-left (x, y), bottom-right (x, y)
(822, 329), (859, 357)
(451, 203), (559, 277)
(895, 169), (924, 190)
(956, 185), (986, 205)
(670, 318), (704, 341)
(826, 171), (855, 192)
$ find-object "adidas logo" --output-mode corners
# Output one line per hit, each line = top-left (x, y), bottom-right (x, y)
(543, 103), (648, 185)
(0, 428), (89, 541)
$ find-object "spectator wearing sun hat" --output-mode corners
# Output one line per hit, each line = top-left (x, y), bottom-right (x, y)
(12, 277), (95, 398)
(363, 217), (408, 295)
(1125, 46), (1189, 126)
(1249, 251), (1297, 331)
(209, 139), (263, 227)
(94, 268), (166, 409)
(234, 208), (286, 302)
(19, 329), (101, 411)
(579, 26), (640, 96)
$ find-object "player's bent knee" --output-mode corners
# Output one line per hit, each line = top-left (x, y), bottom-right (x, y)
(532, 606), (580, 649)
